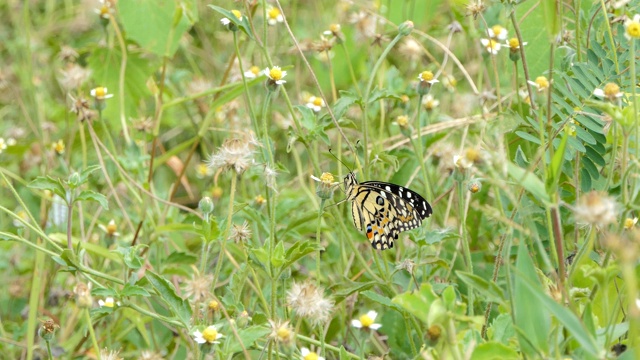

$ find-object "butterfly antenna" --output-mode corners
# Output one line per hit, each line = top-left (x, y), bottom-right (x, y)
(328, 148), (353, 173)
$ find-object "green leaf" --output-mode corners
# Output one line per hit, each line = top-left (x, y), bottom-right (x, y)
(515, 131), (541, 145)
(121, 284), (150, 297)
(513, 240), (550, 356)
(360, 290), (404, 312)
(75, 190), (109, 210)
(119, 0), (193, 57)
(333, 280), (377, 304)
(165, 252), (197, 265)
(281, 240), (322, 272)
(488, 313), (515, 343)
(146, 271), (193, 327)
(271, 241), (285, 269)
(392, 283), (439, 324)
(92, 287), (118, 297)
(507, 162), (550, 204)
(226, 326), (270, 354)
(28, 176), (66, 200)
(456, 271), (505, 305)
(471, 342), (519, 360)
(546, 130), (569, 194)
(78, 165), (102, 184)
(368, 88), (402, 103)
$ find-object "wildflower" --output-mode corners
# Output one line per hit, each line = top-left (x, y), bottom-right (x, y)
(6, 138), (15, 146)
(230, 221), (252, 243)
(574, 191), (617, 228)
(193, 325), (224, 344)
(98, 297), (118, 308)
(12, 209), (29, 227)
(519, 89), (531, 105)
(306, 96), (325, 112)
(254, 194), (266, 206)
(95, 0), (114, 21)
(286, 281), (334, 326)
(207, 138), (256, 175)
(466, 0), (486, 19)
(52, 140), (65, 155)
(269, 319), (293, 344)
(624, 217), (638, 229)
(505, 37), (527, 61)
(442, 74), (457, 92)
(100, 348), (123, 360)
(267, 7), (284, 26)
(138, 351), (164, 360)
(323, 23), (343, 41)
(91, 86), (114, 100)
(422, 94), (440, 111)
(221, 9), (243, 29)
(59, 64), (91, 91)
(38, 319), (59, 342)
(98, 219), (120, 237)
(300, 347), (325, 360)
(264, 66), (287, 86)
(453, 154), (473, 169)
(196, 162), (214, 178)
(398, 38), (423, 63)
(396, 259), (416, 273)
(351, 310), (382, 330)
(208, 300), (219, 311)
(311, 172), (340, 200)
(417, 70), (438, 95)
(624, 14), (640, 40)
(593, 83), (623, 102)
(183, 274), (212, 302)
(468, 179), (482, 193)
(395, 115), (410, 128)
(69, 95), (94, 122)
(527, 76), (551, 92)
(211, 186), (223, 200)
(480, 38), (501, 55)
(199, 197), (215, 219)
(398, 20), (414, 36)
(244, 66), (262, 79)
(488, 25), (508, 40)
(350, 11), (377, 41)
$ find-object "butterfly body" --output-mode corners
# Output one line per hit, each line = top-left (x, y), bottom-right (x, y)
(344, 172), (432, 250)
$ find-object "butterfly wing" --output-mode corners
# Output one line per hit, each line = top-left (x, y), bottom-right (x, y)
(352, 182), (432, 250)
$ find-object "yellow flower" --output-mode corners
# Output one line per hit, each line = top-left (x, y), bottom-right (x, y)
(480, 38), (501, 55)
(267, 7), (283, 26)
(351, 310), (382, 330)
(624, 217), (638, 229)
(422, 94), (440, 110)
(98, 297), (118, 308)
(52, 140), (65, 155)
(395, 115), (409, 128)
(418, 70), (438, 84)
(221, 10), (243, 26)
(193, 325), (223, 344)
(263, 66), (287, 85)
(90, 86), (114, 100)
(624, 14), (640, 40)
(505, 37), (527, 50)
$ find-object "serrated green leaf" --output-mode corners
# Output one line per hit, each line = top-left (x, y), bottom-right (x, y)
(28, 176), (67, 200)
(333, 280), (377, 304)
(121, 284), (150, 297)
(368, 88), (402, 103)
(78, 165), (102, 184)
(392, 283), (439, 324)
(146, 271), (193, 327)
(75, 190), (109, 210)
(281, 240), (322, 272)
(165, 252), (197, 265)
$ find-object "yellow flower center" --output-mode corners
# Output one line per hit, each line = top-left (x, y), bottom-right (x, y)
(303, 351), (319, 360)
(94, 87), (107, 98)
(106, 220), (117, 235)
(312, 97), (324, 107)
(396, 115), (409, 127)
(420, 71), (434, 82)
(329, 23), (341, 33)
(249, 66), (260, 75)
(486, 39), (498, 50)
(103, 298), (115, 307)
(469, 183), (480, 193)
(268, 7), (281, 20)
(508, 38), (520, 49)
(197, 163), (209, 176)
(627, 21), (640, 38)
(269, 67), (283, 81)
(400, 94), (409, 103)
(319, 172), (335, 184)
(208, 300), (219, 310)
(624, 217), (638, 229)
(276, 326), (290, 341)
(492, 25), (504, 37)
(99, 5), (110, 17)
(255, 194), (266, 205)
(603, 82), (620, 97)
(465, 148), (480, 162)
(535, 76), (549, 90)
(231, 10), (243, 21)
(202, 327), (219, 343)
(53, 140), (65, 154)
(359, 314), (374, 327)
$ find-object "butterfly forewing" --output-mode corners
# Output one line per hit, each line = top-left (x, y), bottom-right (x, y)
(344, 172), (432, 250)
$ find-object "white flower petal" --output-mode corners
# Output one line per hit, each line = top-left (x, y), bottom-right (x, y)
(351, 320), (363, 328)
(367, 310), (378, 321)
(593, 88), (604, 98)
(369, 323), (382, 330)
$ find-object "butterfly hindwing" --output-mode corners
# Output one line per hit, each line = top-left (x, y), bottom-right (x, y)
(344, 172), (432, 250)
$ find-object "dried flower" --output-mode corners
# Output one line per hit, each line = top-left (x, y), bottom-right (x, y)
(268, 319), (293, 344)
(100, 348), (123, 360)
(183, 274), (212, 302)
(574, 191), (618, 228)
(73, 282), (93, 308)
(230, 221), (252, 243)
(207, 138), (256, 175)
(286, 281), (334, 326)
(59, 64), (91, 91)
(466, 0), (486, 19)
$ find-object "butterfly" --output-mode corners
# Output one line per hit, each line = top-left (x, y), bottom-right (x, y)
(343, 172), (432, 250)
